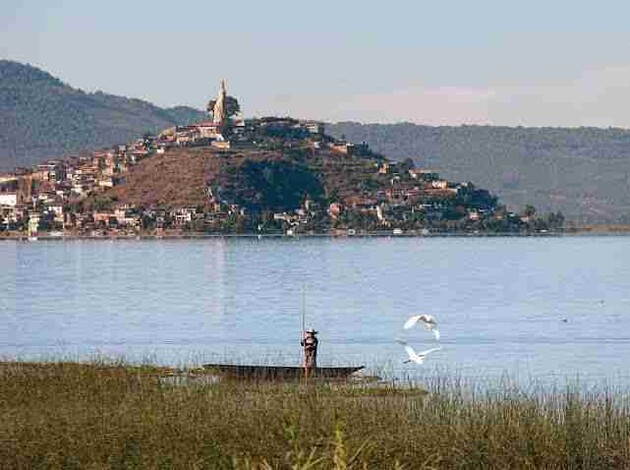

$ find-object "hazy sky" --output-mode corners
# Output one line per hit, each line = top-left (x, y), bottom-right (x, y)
(2, 0), (630, 126)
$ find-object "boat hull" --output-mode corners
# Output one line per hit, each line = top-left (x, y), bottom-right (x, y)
(203, 364), (364, 380)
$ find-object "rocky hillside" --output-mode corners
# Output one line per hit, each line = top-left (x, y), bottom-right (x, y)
(328, 123), (630, 224)
(0, 60), (205, 171)
(100, 148), (322, 212)
(92, 146), (370, 213)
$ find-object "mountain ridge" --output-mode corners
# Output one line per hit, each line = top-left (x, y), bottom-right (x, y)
(0, 59), (205, 171)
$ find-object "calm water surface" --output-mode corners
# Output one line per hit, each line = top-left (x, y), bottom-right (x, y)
(2, 236), (630, 388)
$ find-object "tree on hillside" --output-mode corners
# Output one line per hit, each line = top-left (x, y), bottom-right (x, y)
(522, 205), (537, 218)
(400, 157), (415, 171)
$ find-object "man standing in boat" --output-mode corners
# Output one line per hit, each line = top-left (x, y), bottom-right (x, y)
(301, 328), (319, 377)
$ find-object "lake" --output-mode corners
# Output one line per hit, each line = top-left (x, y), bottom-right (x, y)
(2, 235), (630, 388)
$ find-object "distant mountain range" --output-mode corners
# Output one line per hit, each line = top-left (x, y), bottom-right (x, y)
(0, 60), (205, 171)
(2, 60), (630, 224)
(328, 123), (630, 224)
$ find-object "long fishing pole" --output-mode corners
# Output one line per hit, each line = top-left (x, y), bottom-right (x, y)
(300, 284), (306, 337)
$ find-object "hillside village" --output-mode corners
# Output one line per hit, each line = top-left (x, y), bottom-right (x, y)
(0, 81), (564, 238)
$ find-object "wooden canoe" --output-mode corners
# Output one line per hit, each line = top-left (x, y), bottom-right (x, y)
(202, 364), (364, 380)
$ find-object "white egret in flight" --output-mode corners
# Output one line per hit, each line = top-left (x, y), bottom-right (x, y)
(396, 339), (442, 365)
(403, 314), (440, 340)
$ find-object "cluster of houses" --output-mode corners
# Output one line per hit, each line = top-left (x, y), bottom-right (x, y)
(267, 163), (507, 235)
(0, 113), (349, 236)
(0, 137), (154, 236)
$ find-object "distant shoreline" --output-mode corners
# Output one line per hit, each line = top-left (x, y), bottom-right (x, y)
(2, 225), (630, 241)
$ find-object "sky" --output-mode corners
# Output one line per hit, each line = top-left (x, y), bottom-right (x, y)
(2, 0), (630, 127)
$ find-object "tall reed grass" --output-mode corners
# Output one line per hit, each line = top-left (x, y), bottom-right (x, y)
(2, 360), (630, 469)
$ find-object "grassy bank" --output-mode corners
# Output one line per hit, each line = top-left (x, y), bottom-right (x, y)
(2, 361), (630, 469)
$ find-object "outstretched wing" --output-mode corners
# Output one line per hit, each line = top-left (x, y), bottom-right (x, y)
(406, 314), (437, 330)
(417, 347), (442, 357)
(403, 315), (421, 330)
(403, 344), (418, 361)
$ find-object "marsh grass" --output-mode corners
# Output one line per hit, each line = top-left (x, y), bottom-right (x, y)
(2, 361), (630, 469)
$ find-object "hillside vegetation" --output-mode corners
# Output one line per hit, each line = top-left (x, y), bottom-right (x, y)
(329, 123), (630, 224)
(0, 60), (205, 171)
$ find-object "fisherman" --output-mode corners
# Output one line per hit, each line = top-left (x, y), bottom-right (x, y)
(301, 328), (319, 377)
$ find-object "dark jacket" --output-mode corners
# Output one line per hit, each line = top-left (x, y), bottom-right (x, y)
(301, 334), (318, 368)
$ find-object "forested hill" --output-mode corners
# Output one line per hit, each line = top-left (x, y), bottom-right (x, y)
(328, 122), (630, 224)
(0, 60), (205, 171)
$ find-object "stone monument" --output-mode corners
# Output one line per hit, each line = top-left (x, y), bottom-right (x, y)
(212, 79), (227, 126)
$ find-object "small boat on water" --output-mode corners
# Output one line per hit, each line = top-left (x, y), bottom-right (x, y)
(203, 364), (364, 381)
(205, 316), (364, 381)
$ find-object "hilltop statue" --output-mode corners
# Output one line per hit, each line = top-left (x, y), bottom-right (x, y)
(212, 79), (227, 125)
(206, 80), (241, 126)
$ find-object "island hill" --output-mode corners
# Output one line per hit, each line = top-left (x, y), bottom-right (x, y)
(0, 81), (563, 237)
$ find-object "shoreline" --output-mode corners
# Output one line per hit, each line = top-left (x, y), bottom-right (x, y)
(1, 226), (630, 241)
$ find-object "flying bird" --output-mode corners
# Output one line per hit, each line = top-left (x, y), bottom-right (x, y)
(396, 339), (442, 365)
(403, 314), (440, 340)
